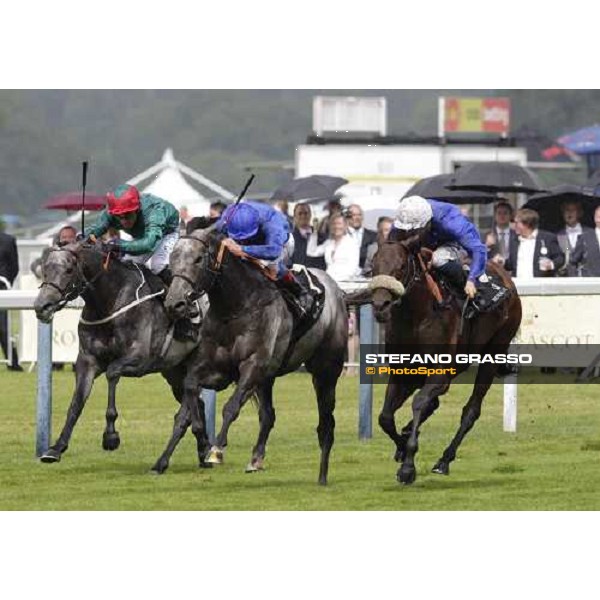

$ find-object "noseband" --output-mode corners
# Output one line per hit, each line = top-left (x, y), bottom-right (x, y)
(172, 235), (220, 300)
(375, 243), (420, 307)
(39, 246), (105, 309)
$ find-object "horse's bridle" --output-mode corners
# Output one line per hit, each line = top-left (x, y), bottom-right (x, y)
(377, 241), (421, 306)
(171, 235), (218, 301)
(400, 249), (420, 295)
(39, 246), (105, 310)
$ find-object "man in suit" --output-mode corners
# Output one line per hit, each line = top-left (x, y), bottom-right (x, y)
(0, 219), (22, 370)
(290, 202), (325, 270)
(30, 225), (77, 279)
(345, 204), (377, 269)
(484, 201), (518, 268)
(505, 208), (565, 278)
(556, 200), (591, 276)
(570, 205), (600, 276)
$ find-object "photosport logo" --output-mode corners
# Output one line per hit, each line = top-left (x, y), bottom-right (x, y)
(359, 344), (600, 385)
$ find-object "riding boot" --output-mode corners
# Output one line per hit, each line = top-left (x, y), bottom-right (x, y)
(276, 271), (313, 319)
(436, 260), (466, 298)
(436, 260), (480, 317)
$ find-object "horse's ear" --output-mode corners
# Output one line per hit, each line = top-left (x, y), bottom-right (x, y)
(399, 233), (423, 253)
(388, 228), (402, 242)
(186, 216), (219, 234)
(388, 227), (425, 251)
(60, 240), (84, 254)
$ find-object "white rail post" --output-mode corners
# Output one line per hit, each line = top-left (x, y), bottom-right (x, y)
(358, 304), (374, 440)
(503, 373), (518, 433)
(36, 319), (53, 456)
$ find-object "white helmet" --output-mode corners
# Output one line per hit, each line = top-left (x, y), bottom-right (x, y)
(394, 196), (433, 230)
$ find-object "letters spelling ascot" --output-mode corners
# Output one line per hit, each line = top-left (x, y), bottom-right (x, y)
(365, 353), (532, 365)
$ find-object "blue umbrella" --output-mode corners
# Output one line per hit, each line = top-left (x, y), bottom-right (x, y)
(558, 125), (600, 155)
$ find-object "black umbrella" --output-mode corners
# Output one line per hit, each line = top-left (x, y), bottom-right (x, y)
(403, 174), (500, 204)
(447, 161), (544, 194)
(523, 184), (600, 232)
(270, 175), (348, 202)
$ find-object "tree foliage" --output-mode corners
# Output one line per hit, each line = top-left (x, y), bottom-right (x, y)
(1, 90), (598, 219)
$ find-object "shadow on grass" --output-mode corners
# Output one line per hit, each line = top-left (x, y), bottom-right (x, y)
(580, 441), (600, 452)
(379, 472), (521, 493)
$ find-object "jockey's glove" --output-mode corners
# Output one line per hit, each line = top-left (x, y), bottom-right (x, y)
(101, 240), (124, 257)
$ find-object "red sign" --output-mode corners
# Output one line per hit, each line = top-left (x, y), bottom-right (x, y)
(443, 97), (511, 135)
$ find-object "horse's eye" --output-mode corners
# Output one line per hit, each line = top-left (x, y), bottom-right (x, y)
(194, 256), (202, 264)
(66, 267), (74, 274)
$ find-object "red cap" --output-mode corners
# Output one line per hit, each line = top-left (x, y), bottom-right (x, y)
(107, 185), (141, 215)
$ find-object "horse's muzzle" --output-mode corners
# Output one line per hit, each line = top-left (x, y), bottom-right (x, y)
(35, 302), (58, 324)
(373, 299), (394, 323)
(34, 290), (60, 323)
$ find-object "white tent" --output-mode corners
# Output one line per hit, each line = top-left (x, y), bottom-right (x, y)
(37, 149), (234, 239)
(129, 148), (235, 217)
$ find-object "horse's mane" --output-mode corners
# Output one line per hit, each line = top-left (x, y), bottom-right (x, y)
(388, 226), (426, 253)
(205, 229), (277, 288)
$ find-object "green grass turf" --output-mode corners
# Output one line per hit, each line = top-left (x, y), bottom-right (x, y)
(0, 368), (599, 510)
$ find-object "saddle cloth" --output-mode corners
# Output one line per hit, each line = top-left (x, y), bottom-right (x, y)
(436, 265), (510, 313)
(288, 264), (326, 336)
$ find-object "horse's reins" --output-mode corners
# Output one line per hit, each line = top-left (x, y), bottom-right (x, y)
(41, 245), (164, 324)
(416, 251), (443, 303)
(40, 247), (104, 310)
(79, 262), (164, 326)
(172, 235), (213, 299)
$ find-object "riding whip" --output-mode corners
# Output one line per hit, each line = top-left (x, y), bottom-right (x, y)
(81, 161), (88, 235)
(224, 173), (255, 226)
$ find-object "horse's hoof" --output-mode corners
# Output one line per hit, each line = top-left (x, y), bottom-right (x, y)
(206, 447), (224, 464)
(102, 432), (121, 451)
(432, 460), (450, 475)
(150, 461), (168, 475)
(199, 461), (213, 470)
(245, 458), (264, 473)
(40, 448), (61, 463)
(397, 465), (417, 485)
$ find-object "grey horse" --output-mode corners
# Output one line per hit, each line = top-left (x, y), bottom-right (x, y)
(164, 228), (348, 485)
(33, 241), (211, 473)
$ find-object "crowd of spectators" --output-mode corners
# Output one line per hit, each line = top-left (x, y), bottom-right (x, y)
(285, 195), (600, 284)
(485, 199), (600, 280)
(285, 200), (381, 283)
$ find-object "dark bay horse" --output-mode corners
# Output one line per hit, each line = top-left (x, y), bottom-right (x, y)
(33, 241), (211, 473)
(164, 228), (348, 485)
(369, 240), (522, 484)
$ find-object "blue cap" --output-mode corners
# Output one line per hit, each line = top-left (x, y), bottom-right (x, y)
(225, 203), (260, 240)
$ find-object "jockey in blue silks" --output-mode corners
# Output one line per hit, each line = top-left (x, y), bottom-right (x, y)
(393, 196), (509, 314)
(216, 201), (312, 318)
